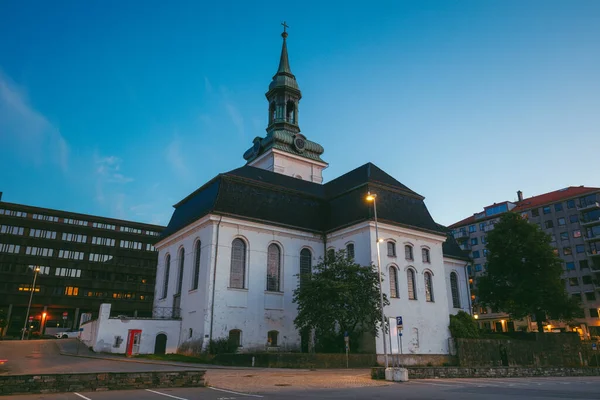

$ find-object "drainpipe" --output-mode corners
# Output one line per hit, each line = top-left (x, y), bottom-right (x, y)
(464, 262), (473, 315)
(208, 216), (223, 345)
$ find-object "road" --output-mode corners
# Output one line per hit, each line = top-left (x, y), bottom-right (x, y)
(8, 376), (600, 399)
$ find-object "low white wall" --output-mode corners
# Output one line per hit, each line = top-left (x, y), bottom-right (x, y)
(93, 318), (181, 354)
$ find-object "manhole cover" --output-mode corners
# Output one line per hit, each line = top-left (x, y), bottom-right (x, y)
(274, 384), (291, 387)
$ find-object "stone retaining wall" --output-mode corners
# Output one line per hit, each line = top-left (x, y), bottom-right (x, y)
(371, 366), (600, 380)
(0, 370), (206, 396)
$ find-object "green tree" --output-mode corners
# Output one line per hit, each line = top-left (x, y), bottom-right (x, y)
(293, 250), (389, 352)
(449, 311), (480, 339)
(477, 212), (580, 332)
(0, 309), (7, 337)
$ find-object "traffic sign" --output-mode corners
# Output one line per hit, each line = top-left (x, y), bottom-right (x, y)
(593, 343), (597, 351)
(396, 316), (403, 330)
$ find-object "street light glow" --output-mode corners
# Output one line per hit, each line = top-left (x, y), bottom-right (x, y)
(366, 192), (377, 202)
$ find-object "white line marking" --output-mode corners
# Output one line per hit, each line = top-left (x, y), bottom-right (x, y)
(74, 393), (93, 400)
(209, 387), (264, 398)
(410, 381), (462, 387)
(145, 389), (189, 400)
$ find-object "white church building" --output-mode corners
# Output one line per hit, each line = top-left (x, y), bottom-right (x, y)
(82, 28), (471, 360)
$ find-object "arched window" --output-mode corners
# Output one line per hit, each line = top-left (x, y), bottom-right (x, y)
(230, 239), (246, 289)
(268, 330), (279, 347)
(266, 243), (281, 292)
(229, 329), (242, 347)
(389, 266), (399, 298)
(387, 242), (396, 257)
(327, 248), (335, 261)
(176, 248), (185, 295)
(162, 254), (170, 299)
(192, 240), (201, 290)
(188, 328), (193, 339)
(424, 271), (434, 302)
(407, 268), (416, 300)
(299, 248), (312, 287)
(346, 243), (355, 260)
(450, 272), (461, 308)
(422, 248), (431, 263)
(269, 102), (276, 123)
(286, 100), (295, 124)
(405, 245), (413, 260)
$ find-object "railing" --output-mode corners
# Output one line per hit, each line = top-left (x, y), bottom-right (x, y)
(152, 306), (181, 320)
(453, 231), (468, 239)
(578, 201), (600, 211)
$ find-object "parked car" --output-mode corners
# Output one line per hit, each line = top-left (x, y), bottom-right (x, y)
(55, 330), (80, 339)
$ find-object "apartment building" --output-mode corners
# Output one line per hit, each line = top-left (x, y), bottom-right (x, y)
(449, 186), (600, 338)
(0, 193), (164, 337)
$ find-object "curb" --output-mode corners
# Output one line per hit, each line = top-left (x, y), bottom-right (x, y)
(59, 352), (210, 369)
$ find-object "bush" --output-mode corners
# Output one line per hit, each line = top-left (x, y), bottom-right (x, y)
(449, 311), (480, 339)
(206, 337), (238, 355)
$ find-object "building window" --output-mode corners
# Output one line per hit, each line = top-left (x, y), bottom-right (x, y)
(580, 260), (589, 269)
(531, 208), (540, 217)
(475, 264), (482, 272)
(389, 266), (399, 298)
(424, 272), (434, 302)
(229, 329), (242, 347)
(266, 244), (281, 292)
(29, 228), (55, 239)
(120, 240), (142, 250)
(92, 222), (116, 230)
(162, 254), (171, 299)
(62, 233), (87, 243)
(327, 248), (335, 261)
(299, 248), (312, 287)
(176, 248), (185, 295)
(0, 243), (20, 254)
(544, 220), (554, 229)
(585, 292), (596, 301)
(570, 214), (579, 223)
(407, 269), (417, 300)
(387, 242), (396, 257)
(89, 253), (112, 262)
(554, 203), (563, 212)
(422, 248), (430, 263)
(230, 239), (246, 289)
(64, 286), (79, 296)
(565, 262), (575, 271)
(92, 237), (115, 246)
(560, 232), (569, 241)
(479, 223), (485, 231)
(481, 236), (487, 244)
(576, 244), (585, 254)
(567, 199), (576, 209)
(267, 330), (279, 347)
(543, 206), (551, 215)
(470, 238), (478, 246)
(582, 275), (593, 285)
(563, 247), (572, 256)
(55, 267), (82, 277)
(590, 309), (599, 318)
(557, 217), (566, 226)
(405, 245), (413, 260)
(450, 272), (461, 308)
(346, 243), (355, 260)
(472, 250), (480, 258)
(58, 250), (84, 260)
(469, 225), (476, 233)
(569, 277), (579, 286)
(192, 241), (201, 290)
(25, 247), (54, 257)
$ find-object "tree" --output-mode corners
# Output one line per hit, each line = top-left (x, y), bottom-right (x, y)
(449, 311), (480, 339)
(0, 309), (7, 337)
(477, 212), (580, 332)
(293, 250), (389, 352)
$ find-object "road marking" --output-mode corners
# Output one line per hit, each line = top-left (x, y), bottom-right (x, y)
(209, 387), (264, 398)
(410, 380), (462, 387)
(145, 389), (190, 400)
(74, 393), (93, 400)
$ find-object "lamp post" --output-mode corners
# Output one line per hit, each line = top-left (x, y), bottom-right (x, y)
(366, 192), (389, 369)
(21, 266), (40, 340)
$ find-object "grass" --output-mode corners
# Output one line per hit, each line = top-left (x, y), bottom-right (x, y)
(135, 353), (214, 364)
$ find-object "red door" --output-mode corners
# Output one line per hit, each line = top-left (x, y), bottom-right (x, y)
(126, 329), (142, 356)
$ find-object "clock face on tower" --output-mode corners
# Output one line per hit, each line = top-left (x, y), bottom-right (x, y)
(294, 137), (306, 152)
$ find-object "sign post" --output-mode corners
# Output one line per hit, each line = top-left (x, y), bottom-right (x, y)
(344, 331), (349, 368)
(396, 316), (403, 359)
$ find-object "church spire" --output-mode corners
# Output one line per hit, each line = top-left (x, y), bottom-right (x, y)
(277, 22), (292, 75)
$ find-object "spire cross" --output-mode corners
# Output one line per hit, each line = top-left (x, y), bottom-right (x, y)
(281, 21), (289, 33)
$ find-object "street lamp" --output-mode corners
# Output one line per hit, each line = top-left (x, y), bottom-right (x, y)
(21, 266), (40, 340)
(366, 192), (389, 369)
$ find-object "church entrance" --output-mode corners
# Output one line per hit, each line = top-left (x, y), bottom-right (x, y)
(154, 333), (167, 355)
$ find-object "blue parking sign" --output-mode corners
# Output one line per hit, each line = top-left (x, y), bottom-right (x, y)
(396, 316), (403, 330)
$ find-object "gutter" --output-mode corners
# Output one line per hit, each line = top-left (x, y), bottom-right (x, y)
(208, 215), (223, 345)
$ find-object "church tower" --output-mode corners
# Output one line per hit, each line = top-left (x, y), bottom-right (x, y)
(243, 23), (328, 183)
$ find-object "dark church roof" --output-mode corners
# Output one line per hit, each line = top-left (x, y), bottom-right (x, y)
(437, 224), (471, 261)
(161, 163), (447, 243)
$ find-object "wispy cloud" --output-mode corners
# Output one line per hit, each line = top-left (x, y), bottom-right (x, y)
(94, 154), (133, 219)
(166, 136), (189, 178)
(95, 155), (133, 184)
(225, 103), (245, 139)
(0, 70), (69, 171)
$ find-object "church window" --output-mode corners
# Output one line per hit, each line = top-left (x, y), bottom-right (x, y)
(424, 271), (434, 302)
(266, 243), (282, 292)
(387, 242), (396, 257)
(326, 248), (335, 261)
(299, 248), (312, 287)
(405, 245), (413, 260)
(422, 248), (431, 263)
(230, 239), (246, 289)
(162, 254), (170, 299)
(189, 328), (193, 339)
(407, 268), (417, 300)
(389, 266), (399, 298)
(176, 248), (185, 295)
(346, 243), (355, 260)
(192, 240), (201, 290)
(229, 329), (242, 347)
(450, 272), (461, 308)
(286, 100), (295, 124)
(267, 330), (279, 347)
(270, 102), (276, 123)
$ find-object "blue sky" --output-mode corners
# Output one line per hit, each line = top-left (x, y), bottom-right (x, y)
(1, 1), (599, 227)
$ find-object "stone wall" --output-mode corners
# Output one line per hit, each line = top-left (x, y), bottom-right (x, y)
(0, 370), (205, 396)
(378, 354), (456, 366)
(213, 353), (377, 368)
(371, 366), (600, 380)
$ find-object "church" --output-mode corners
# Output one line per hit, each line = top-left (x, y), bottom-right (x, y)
(151, 27), (472, 358)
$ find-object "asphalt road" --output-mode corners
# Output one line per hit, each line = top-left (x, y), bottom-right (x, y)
(8, 376), (600, 399)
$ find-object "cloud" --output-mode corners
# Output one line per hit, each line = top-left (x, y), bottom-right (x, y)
(166, 137), (189, 178)
(95, 155), (133, 184)
(225, 103), (245, 138)
(0, 70), (69, 171)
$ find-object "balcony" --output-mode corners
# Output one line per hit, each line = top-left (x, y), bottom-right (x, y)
(484, 225), (495, 232)
(152, 306), (181, 320)
(581, 217), (600, 227)
(578, 201), (600, 212)
(584, 232), (600, 243)
(453, 231), (469, 240)
(459, 243), (471, 251)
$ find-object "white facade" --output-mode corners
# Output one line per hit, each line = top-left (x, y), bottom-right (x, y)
(248, 148), (328, 183)
(152, 215), (471, 356)
(444, 256), (472, 316)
